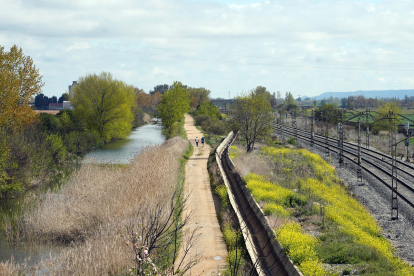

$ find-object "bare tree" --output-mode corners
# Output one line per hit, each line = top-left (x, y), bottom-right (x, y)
(231, 91), (272, 152)
(122, 187), (201, 276)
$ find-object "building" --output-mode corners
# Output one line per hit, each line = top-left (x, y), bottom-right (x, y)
(49, 103), (63, 110)
(63, 101), (73, 110)
(68, 81), (78, 97)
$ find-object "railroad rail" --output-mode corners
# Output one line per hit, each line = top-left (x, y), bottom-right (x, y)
(273, 123), (414, 213)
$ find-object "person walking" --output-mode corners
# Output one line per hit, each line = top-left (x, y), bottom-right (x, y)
(195, 137), (199, 147)
(201, 136), (205, 147)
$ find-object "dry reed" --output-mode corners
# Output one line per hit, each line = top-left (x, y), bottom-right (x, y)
(1, 137), (189, 275)
(232, 150), (272, 178)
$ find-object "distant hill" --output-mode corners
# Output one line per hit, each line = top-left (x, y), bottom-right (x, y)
(312, 89), (414, 100)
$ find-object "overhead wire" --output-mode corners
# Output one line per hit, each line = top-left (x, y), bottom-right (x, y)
(1, 29), (414, 72)
(2, 28), (414, 66)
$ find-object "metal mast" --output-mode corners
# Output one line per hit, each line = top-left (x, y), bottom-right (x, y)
(325, 111), (329, 157)
(391, 117), (398, 220)
(311, 110), (314, 148)
(292, 112), (297, 139)
(366, 109), (370, 148)
(357, 117), (362, 182)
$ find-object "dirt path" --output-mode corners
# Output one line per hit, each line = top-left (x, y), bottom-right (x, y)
(178, 114), (227, 275)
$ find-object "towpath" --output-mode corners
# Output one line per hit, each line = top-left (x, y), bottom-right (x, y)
(178, 114), (227, 275)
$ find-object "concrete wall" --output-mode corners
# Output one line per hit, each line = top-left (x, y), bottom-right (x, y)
(217, 132), (304, 276)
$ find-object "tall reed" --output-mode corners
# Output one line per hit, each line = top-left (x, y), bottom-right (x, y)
(1, 137), (189, 275)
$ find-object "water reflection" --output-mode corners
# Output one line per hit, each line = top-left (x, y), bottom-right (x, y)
(84, 122), (165, 164)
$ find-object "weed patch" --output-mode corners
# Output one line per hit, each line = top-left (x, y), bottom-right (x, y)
(229, 143), (414, 276)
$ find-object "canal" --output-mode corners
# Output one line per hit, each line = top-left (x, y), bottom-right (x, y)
(0, 121), (165, 265)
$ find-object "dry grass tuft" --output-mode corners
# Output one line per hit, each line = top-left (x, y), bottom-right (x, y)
(2, 136), (189, 275)
(232, 151), (272, 178)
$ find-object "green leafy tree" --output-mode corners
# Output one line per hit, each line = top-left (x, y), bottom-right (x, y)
(195, 101), (220, 120)
(284, 92), (297, 111)
(314, 103), (340, 124)
(372, 101), (401, 133)
(58, 92), (69, 103)
(254, 86), (272, 102)
(70, 72), (135, 142)
(186, 87), (210, 105)
(231, 91), (272, 152)
(157, 82), (190, 137)
(0, 45), (43, 129)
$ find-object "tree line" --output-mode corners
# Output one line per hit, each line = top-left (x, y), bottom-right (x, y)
(34, 92), (69, 110)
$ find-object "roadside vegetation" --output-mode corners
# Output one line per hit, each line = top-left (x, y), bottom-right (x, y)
(229, 139), (414, 276)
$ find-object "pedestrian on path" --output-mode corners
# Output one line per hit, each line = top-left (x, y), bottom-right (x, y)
(195, 137), (199, 147)
(201, 136), (205, 147)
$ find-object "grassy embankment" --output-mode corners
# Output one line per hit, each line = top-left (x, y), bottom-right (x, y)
(229, 141), (414, 276)
(0, 130), (193, 275)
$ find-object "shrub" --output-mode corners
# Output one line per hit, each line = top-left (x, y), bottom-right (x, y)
(244, 173), (306, 208)
(263, 203), (290, 217)
(215, 184), (229, 209)
(275, 222), (326, 275)
(239, 144), (414, 275)
(229, 146), (241, 159)
(287, 136), (298, 145)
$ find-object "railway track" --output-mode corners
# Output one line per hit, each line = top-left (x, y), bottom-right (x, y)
(273, 123), (414, 212)
(278, 124), (414, 187)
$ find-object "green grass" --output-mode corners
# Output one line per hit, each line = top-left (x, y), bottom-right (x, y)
(316, 232), (398, 275)
(205, 133), (224, 149)
(177, 116), (187, 139)
(156, 141), (194, 272)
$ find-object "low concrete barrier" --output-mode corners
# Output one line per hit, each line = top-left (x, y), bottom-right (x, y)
(216, 132), (266, 276)
(218, 132), (304, 276)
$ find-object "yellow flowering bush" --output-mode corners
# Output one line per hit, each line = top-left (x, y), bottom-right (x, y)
(229, 145), (241, 159)
(215, 184), (229, 208)
(223, 223), (239, 248)
(263, 203), (290, 217)
(302, 178), (378, 236)
(244, 173), (307, 207)
(298, 258), (327, 276)
(235, 145), (414, 275)
(275, 222), (326, 275)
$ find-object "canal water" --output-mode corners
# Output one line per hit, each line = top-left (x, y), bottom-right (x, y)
(84, 121), (165, 164)
(0, 121), (165, 265)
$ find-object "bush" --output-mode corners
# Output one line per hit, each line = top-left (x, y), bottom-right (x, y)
(194, 115), (228, 135)
(263, 203), (290, 217)
(287, 136), (298, 145)
(215, 184), (229, 209)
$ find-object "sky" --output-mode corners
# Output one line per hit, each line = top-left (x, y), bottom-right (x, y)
(1, 0), (414, 99)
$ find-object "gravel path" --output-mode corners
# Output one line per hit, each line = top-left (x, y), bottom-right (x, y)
(177, 114), (227, 275)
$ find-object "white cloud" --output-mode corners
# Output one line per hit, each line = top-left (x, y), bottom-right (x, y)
(1, 0), (414, 98)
